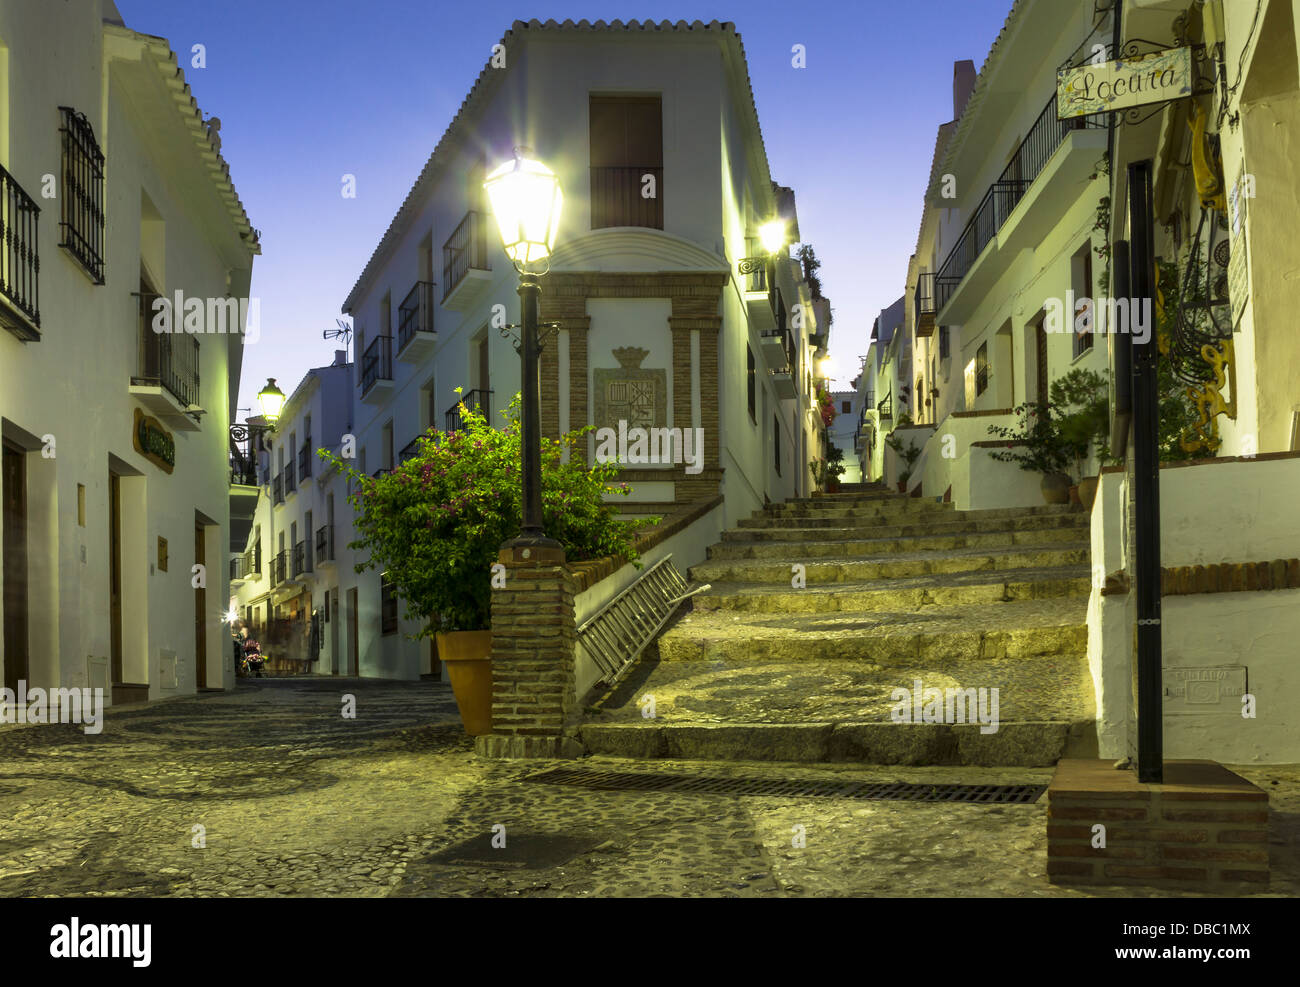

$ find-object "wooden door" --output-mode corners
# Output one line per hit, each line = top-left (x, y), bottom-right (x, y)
(2, 444), (28, 691)
(347, 587), (358, 675)
(329, 588), (340, 675)
(477, 337), (489, 411)
(194, 524), (207, 688)
(109, 471), (123, 683)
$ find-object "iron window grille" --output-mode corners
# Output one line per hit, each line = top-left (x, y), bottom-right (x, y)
(361, 334), (393, 395)
(58, 107), (106, 284)
(398, 280), (435, 350)
(445, 389), (492, 432)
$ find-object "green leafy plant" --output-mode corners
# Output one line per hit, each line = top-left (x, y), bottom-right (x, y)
(988, 369), (1120, 481)
(321, 392), (655, 635)
(826, 443), (847, 479)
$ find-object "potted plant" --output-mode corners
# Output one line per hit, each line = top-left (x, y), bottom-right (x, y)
(321, 392), (651, 736)
(885, 432), (921, 493)
(826, 444), (846, 493)
(987, 402), (1072, 503)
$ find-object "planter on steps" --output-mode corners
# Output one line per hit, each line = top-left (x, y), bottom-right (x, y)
(436, 630), (493, 736)
(1078, 475), (1099, 511)
(1040, 471), (1072, 505)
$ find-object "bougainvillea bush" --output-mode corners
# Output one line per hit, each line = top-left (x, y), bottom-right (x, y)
(321, 392), (655, 635)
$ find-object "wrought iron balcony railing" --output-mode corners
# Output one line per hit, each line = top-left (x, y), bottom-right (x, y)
(271, 549), (287, 585)
(361, 334), (393, 395)
(292, 541), (310, 578)
(914, 272), (936, 337)
(590, 165), (663, 230)
(398, 280), (435, 350)
(0, 162), (41, 338)
(761, 326), (796, 372)
(934, 93), (1106, 312)
(229, 422), (267, 486)
(282, 462), (296, 496)
(399, 436), (423, 464)
(877, 393), (893, 423)
(315, 524), (335, 563)
(442, 210), (491, 301)
(246, 543), (262, 576)
(135, 292), (201, 408)
(272, 475), (284, 505)
(445, 389), (492, 432)
(298, 439), (312, 482)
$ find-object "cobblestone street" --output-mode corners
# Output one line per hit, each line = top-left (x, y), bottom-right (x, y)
(0, 679), (1295, 898)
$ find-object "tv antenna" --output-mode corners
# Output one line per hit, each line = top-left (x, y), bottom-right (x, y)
(324, 318), (353, 357)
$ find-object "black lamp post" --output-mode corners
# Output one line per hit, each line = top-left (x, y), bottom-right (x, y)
(483, 148), (564, 551)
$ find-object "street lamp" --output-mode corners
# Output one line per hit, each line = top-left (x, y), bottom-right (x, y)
(484, 147), (564, 550)
(758, 220), (786, 255)
(257, 378), (286, 427)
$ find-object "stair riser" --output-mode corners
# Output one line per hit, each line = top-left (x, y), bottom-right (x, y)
(579, 721), (1096, 766)
(709, 528), (1087, 559)
(690, 548), (1091, 584)
(723, 515), (1089, 542)
(756, 503), (1079, 523)
(658, 624), (1088, 663)
(693, 577), (1091, 613)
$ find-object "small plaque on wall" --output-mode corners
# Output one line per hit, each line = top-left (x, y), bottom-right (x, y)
(1163, 665), (1247, 714)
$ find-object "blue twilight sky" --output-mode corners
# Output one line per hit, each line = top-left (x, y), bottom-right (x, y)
(114, 0), (1013, 415)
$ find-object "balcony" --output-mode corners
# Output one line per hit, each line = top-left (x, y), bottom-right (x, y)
(230, 555), (248, 585)
(441, 210), (492, 311)
(314, 524), (335, 567)
(228, 423), (266, 487)
(130, 295), (202, 432)
(877, 393), (893, 423)
(399, 436), (423, 464)
(282, 462), (297, 498)
(934, 93), (1107, 324)
(739, 254), (776, 333)
(770, 369), (797, 401)
(272, 474), (284, 506)
(397, 280), (436, 361)
(445, 389), (492, 432)
(271, 549), (287, 586)
(0, 163), (41, 340)
(760, 325), (794, 373)
(297, 439), (313, 483)
(914, 273), (936, 338)
(590, 165), (663, 231)
(291, 541), (311, 579)
(360, 334), (394, 404)
(246, 544), (262, 578)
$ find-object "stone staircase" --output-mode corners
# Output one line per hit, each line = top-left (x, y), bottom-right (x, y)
(581, 482), (1098, 766)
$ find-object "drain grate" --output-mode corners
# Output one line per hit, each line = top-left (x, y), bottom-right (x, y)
(524, 767), (1045, 804)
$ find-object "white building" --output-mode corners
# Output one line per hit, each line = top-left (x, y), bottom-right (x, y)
(338, 19), (828, 677)
(230, 355), (359, 677)
(0, 1), (259, 704)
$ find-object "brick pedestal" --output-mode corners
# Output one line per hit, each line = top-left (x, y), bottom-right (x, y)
(475, 544), (584, 760)
(1047, 759), (1269, 890)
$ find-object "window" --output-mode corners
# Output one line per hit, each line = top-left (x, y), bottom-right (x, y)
(1073, 243), (1095, 358)
(589, 95), (663, 229)
(747, 344), (756, 423)
(773, 415), (781, 476)
(841, 401), (851, 415)
(975, 342), (989, 396)
(381, 574), (398, 635)
(939, 325), (950, 360)
(58, 107), (105, 284)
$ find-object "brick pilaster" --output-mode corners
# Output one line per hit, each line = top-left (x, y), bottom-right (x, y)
(476, 544), (584, 759)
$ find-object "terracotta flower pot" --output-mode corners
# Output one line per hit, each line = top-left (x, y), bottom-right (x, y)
(1068, 484), (1082, 507)
(1078, 475), (1099, 511)
(1040, 471), (1072, 505)
(436, 630), (493, 736)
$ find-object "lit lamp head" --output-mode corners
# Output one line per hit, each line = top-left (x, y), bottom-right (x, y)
(759, 220), (787, 255)
(483, 147), (563, 274)
(257, 378), (286, 427)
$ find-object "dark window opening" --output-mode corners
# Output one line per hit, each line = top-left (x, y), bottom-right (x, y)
(58, 107), (106, 284)
(747, 344), (756, 423)
(589, 95), (663, 229)
(381, 574), (399, 636)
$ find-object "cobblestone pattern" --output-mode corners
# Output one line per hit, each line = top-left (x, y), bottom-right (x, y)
(0, 681), (1294, 897)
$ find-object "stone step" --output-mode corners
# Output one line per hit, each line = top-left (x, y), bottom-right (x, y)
(708, 525), (1088, 560)
(722, 511), (1090, 543)
(578, 720), (1096, 766)
(689, 543), (1090, 584)
(656, 598), (1088, 664)
(693, 565), (1090, 613)
(738, 503), (1081, 528)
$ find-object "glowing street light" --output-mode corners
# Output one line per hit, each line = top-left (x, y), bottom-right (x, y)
(257, 378), (286, 427)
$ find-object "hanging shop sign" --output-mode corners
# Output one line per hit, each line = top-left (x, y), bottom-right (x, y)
(1227, 169), (1250, 329)
(1057, 46), (1194, 120)
(133, 408), (175, 474)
